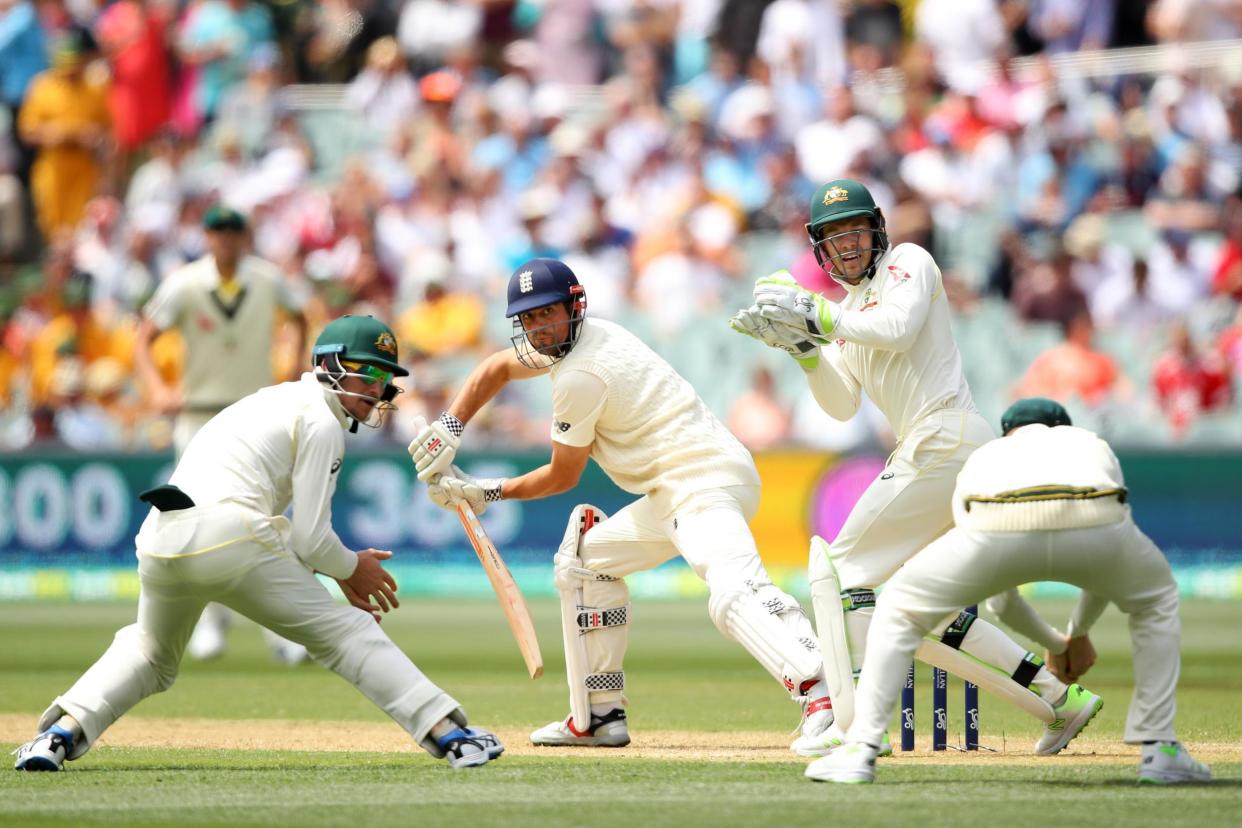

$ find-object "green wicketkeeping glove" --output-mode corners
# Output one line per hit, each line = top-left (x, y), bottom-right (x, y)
(729, 305), (821, 371)
(752, 270), (838, 342)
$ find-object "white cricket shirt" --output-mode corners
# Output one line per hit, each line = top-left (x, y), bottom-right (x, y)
(143, 254), (304, 411)
(168, 373), (357, 579)
(952, 424), (1129, 532)
(549, 317), (760, 516)
(805, 243), (976, 439)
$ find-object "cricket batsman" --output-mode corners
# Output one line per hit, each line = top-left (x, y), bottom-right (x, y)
(732, 179), (1100, 756)
(409, 258), (833, 749)
(808, 398), (1212, 785)
(14, 316), (503, 772)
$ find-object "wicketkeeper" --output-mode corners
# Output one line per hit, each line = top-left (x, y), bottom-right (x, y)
(732, 179), (1100, 756)
(15, 316), (503, 772)
(410, 258), (833, 749)
(808, 399), (1211, 785)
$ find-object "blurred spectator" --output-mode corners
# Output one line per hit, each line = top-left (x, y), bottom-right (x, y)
(28, 275), (132, 407)
(1029, 0), (1116, 53)
(396, 267), (484, 359)
(397, 0), (482, 74)
(1216, 303), (1242, 382)
(1092, 259), (1179, 330)
(1152, 322), (1232, 436)
(728, 365), (791, 449)
(18, 32), (110, 238)
(1211, 189), (1242, 300)
(844, 0), (903, 71)
(95, 0), (172, 154)
(756, 0), (846, 90)
(1012, 247), (1090, 330)
(176, 0), (266, 127)
(343, 35), (418, 141)
(915, 0), (1007, 93)
(0, 0), (48, 175)
(1014, 311), (1127, 408)
(47, 355), (130, 449)
(215, 41), (284, 158)
(1148, 0), (1242, 42)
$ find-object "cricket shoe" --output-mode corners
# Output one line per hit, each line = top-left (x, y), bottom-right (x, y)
(1035, 683), (1103, 755)
(1138, 742), (1211, 784)
(792, 721), (893, 758)
(805, 741), (878, 784)
(13, 725), (75, 772)
(529, 708), (630, 747)
(438, 727), (504, 769)
(788, 677), (834, 752)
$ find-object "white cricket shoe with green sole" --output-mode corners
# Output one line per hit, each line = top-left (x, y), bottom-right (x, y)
(1138, 742), (1211, 784)
(805, 741), (878, 784)
(1035, 683), (1103, 755)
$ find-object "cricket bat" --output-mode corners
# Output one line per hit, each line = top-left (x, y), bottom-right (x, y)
(456, 501), (544, 679)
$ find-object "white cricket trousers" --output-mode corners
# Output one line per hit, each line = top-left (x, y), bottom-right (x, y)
(828, 408), (994, 590)
(43, 502), (462, 759)
(848, 517), (1182, 747)
(576, 485), (811, 704)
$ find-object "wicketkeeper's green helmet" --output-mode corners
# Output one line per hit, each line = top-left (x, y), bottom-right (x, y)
(805, 178), (889, 280)
(312, 314), (409, 377)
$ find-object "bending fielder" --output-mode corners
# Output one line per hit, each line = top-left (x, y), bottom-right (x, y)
(411, 257), (832, 748)
(809, 399), (1211, 785)
(15, 316), (502, 772)
(732, 179), (1101, 756)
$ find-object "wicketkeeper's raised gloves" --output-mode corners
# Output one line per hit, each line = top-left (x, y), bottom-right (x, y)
(752, 270), (839, 342)
(426, 465), (504, 515)
(409, 412), (464, 482)
(729, 306), (821, 371)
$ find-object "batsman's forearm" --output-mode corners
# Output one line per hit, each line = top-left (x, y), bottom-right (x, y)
(498, 464), (579, 501)
(448, 351), (512, 424)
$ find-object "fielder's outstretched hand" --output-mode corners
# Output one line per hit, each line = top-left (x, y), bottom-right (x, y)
(409, 412), (464, 481)
(337, 578), (383, 623)
(345, 549), (399, 614)
(730, 305), (821, 370)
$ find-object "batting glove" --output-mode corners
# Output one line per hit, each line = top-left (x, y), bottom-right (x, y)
(409, 412), (464, 482)
(752, 270), (839, 342)
(729, 306), (821, 371)
(426, 466), (504, 515)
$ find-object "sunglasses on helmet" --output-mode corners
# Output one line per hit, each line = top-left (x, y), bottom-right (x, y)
(340, 360), (395, 386)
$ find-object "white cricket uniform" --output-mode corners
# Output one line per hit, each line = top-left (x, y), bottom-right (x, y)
(848, 424), (1182, 747)
(802, 242), (994, 588)
(39, 374), (465, 760)
(551, 318), (816, 703)
(143, 253), (304, 455)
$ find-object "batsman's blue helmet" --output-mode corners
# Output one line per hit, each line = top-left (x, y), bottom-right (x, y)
(506, 258), (583, 317)
(505, 258), (588, 369)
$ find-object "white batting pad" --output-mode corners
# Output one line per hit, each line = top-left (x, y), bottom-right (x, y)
(709, 581), (821, 688)
(556, 504), (613, 733)
(808, 536), (859, 731)
(916, 638), (1056, 724)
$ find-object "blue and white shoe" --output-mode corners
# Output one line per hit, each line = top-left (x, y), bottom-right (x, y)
(13, 725), (75, 772)
(437, 727), (504, 769)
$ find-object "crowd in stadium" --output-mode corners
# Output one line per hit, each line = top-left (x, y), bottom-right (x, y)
(1, 0), (1241, 452)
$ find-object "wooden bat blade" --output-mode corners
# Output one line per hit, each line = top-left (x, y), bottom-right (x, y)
(456, 503), (543, 679)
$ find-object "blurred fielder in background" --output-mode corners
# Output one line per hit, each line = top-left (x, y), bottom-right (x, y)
(410, 257), (834, 749)
(733, 178), (1101, 757)
(809, 398), (1211, 785)
(15, 315), (504, 772)
(134, 205), (309, 665)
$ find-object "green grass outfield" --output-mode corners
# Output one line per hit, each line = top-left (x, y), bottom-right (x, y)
(2, 598), (1240, 827)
